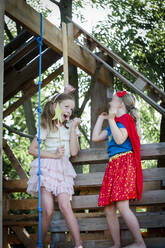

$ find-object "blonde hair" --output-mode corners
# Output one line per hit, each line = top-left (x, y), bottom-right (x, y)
(122, 93), (141, 138)
(41, 93), (74, 131)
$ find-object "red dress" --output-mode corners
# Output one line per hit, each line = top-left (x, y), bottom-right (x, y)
(98, 114), (143, 206)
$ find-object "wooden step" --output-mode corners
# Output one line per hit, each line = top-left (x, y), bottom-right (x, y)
(71, 143), (165, 165)
(6, 190), (165, 211)
(3, 167), (165, 193)
(49, 237), (165, 248)
(4, 212), (165, 231)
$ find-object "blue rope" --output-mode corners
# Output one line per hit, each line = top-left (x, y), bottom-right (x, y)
(36, 13), (43, 248)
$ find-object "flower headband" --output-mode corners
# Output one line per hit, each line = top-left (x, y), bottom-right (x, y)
(116, 91), (127, 98)
(51, 93), (61, 103)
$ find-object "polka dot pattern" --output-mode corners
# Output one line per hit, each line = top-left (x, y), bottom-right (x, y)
(98, 151), (137, 206)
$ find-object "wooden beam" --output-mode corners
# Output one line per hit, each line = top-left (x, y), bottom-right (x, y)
(13, 43), (47, 71)
(50, 212), (165, 232)
(0, 1), (4, 247)
(62, 22), (69, 86)
(7, 190), (165, 211)
(71, 143), (165, 164)
(43, 238), (165, 248)
(4, 168), (165, 193)
(4, 212), (165, 230)
(4, 29), (32, 58)
(4, 37), (39, 72)
(4, 48), (60, 103)
(11, 226), (36, 248)
(5, 0), (112, 88)
(8, 233), (51, 245)
(3, 65), (63, 117)
(3, 139), (28, 179)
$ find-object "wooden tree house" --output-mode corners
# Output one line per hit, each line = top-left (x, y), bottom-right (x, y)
(1, 0), (165, 247)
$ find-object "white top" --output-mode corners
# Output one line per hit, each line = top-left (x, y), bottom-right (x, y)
(36, 121), (80, 158)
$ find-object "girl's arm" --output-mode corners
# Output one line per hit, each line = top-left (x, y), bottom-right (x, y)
(29, 137), (64, 159)
(92, 114), (108, 142)
(108, 112), (128, 145)
(70, 118), (80, 157)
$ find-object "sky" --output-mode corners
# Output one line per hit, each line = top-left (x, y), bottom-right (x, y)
(40, 0), (109, 32)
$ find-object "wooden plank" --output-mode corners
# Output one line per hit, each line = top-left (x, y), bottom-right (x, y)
(3, 168), (165, 193)
(4, 48), (60, 103)
(11, 226), (36, 248)
(75, 168), (165, 187)
(3, 65), (63, 118)
(13, 43), (47, 71)
(8, 233), (51, 245)
(50, 212), (165, 232)
(4, 212), (165, 230)
(4, 29), (32, 58)
(7, 190), (165, 211)
(9, 199), (38, 210)
(71, 143), (165, 164)
(4, 214), (39, 226)
(3, 139), (28, 179)
(3, 227), (8, 248)
(0, 2), (4, 247)
(4, 179), (28, 192)
(48, 237), (165, 248)
(62, 22), (69, 86)
(4, 37), (39, 71)
(5, 0), (112, 89)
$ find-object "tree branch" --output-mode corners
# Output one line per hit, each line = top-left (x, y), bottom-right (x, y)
(3, 123), (33, 140)
(4, 22), (14, 41)
(79, 125), (90, 144)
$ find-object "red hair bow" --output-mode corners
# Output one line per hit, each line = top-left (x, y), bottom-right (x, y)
(116, 91), (127, 98)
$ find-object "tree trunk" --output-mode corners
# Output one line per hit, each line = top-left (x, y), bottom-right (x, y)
(158, 77), (165, 168)
(22, 96), (37, 139)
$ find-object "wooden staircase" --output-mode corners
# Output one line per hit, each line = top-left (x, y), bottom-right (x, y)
(3, 143), (165, 248)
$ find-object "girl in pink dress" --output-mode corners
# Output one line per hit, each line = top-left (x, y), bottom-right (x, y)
(27, 86), (83, 248)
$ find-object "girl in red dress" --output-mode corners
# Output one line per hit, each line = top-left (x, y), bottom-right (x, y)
(92, 91), (146, 248)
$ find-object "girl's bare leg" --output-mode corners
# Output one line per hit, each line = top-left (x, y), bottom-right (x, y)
(36, 187), (54, 248)
(104, 203), (121, 248)
(116, 200), (146, 248)
(57, 193), (82, 247)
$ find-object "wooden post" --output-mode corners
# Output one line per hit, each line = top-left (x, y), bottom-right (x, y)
(62, 22), (69, 86)
(0, 0), (4, 247)
(90, 54), (113, 172)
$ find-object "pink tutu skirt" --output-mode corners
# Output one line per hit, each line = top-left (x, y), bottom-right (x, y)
(27, 156), (76, 198)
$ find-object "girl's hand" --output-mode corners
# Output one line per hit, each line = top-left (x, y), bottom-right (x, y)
(64, 84), (75, 94)
(55, 145), (65, 158)
(99, 112), (109, 120)
(72, 118), (81, 129)
(108, 108), (117, 120)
